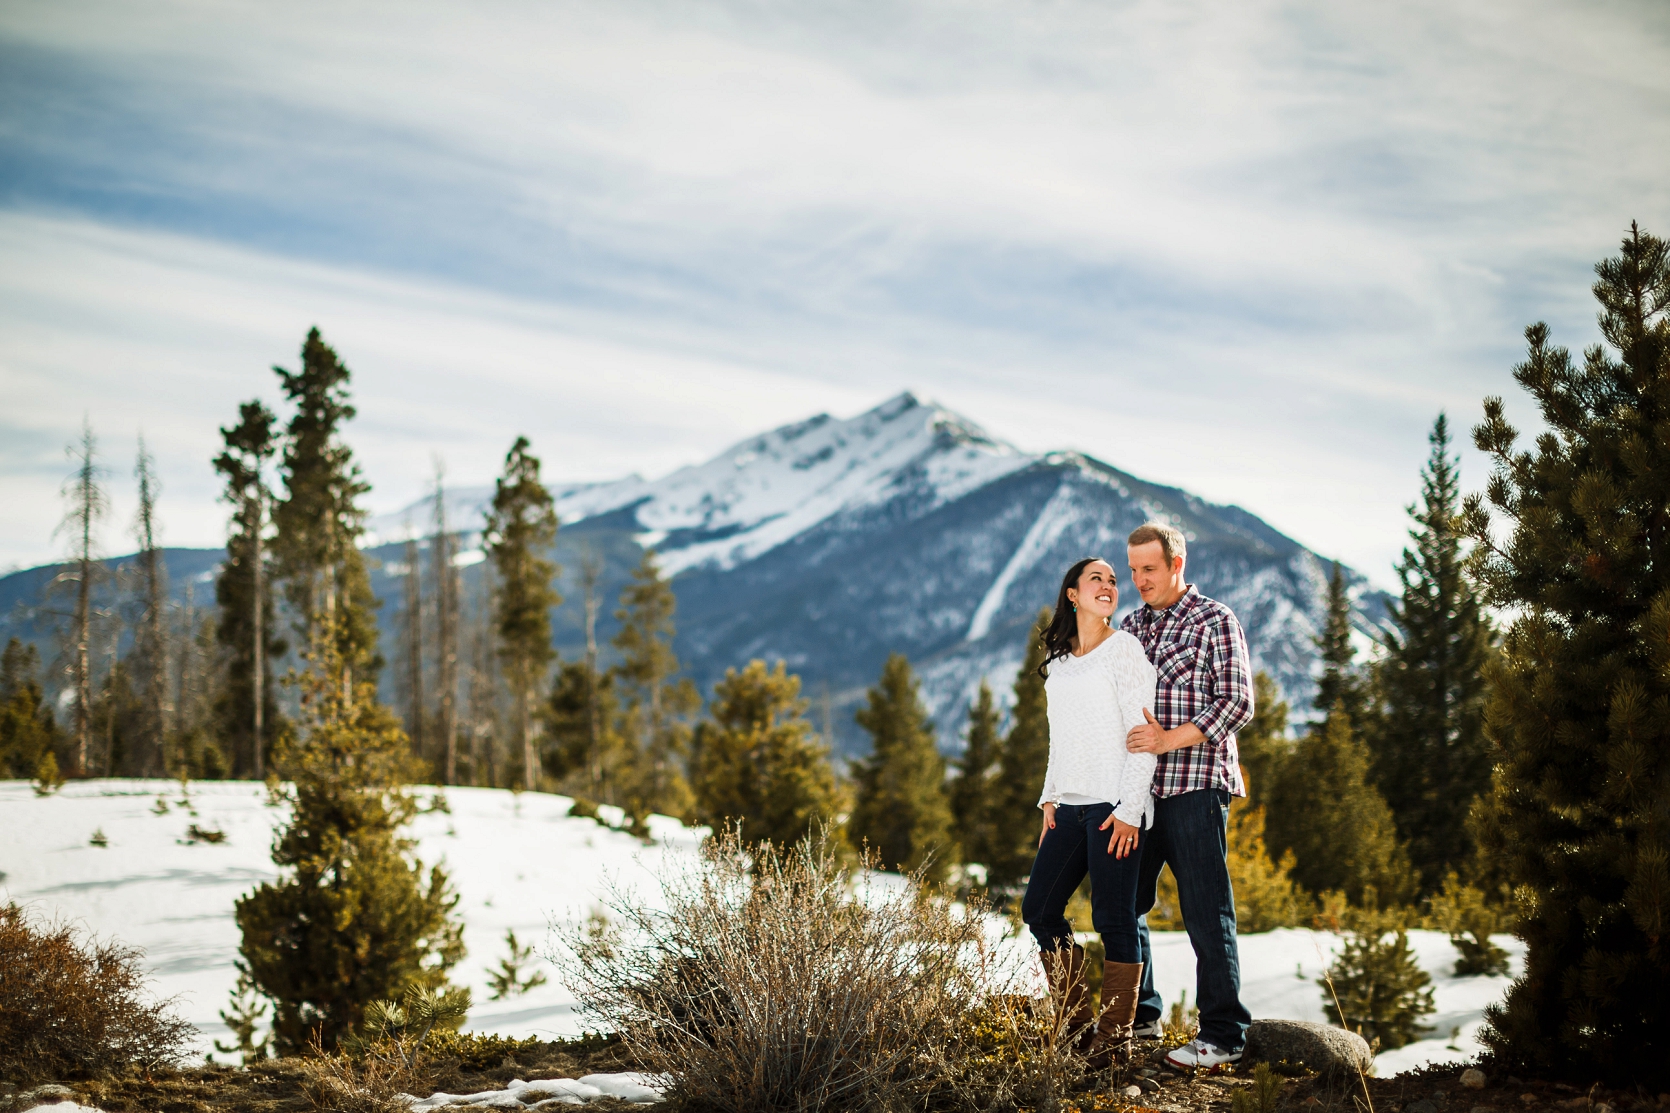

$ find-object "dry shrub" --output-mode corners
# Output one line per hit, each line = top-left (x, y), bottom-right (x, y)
(0, 902), (194, 1083)
(556, 826), (1080, 1113)
(297, 1035), (420, 1113)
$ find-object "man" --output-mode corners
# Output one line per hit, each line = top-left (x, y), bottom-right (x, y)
(1122, 521), (1253, 1068)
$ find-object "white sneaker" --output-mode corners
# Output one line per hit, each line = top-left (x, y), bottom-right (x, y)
(1165, 1039), (1242, 1068)
(1131, 1018), (1163, 1040)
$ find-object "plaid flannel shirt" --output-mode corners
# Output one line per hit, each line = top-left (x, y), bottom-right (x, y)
(1120, 585), (1252, 798)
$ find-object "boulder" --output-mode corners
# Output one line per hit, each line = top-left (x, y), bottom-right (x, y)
(1243, 1019), (1373, 1080)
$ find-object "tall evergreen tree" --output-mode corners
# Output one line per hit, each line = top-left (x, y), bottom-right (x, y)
(1314, 563), (1368, 727)
(689, 659), (841, 849)
(214, 400), (286, 779)
(131, 436), (172, 776)
(1265, 708), (1415, 907)
(57, 418), (106, 775)
(849, 654), (955, 880)
(544, 659), (624, 799)
(234, 622), (464, 1054)
(269, 328), (378, 685)
(1237, 672), (1291, 809)
(611, 550), (699, 822)
(985, 611), (1052, 892)
(1463, 224), (1670, 1084)
(1371, 415), (1496, 893)
(950, 680), (1001, 872)
(485, 436), (560, 791)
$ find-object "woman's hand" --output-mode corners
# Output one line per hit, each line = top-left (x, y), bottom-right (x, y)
(1039, 802), (1057, 847)
(1098, 812), (1141, 859)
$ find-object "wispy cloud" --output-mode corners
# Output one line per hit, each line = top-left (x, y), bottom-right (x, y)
(1, 0), (1666, 579)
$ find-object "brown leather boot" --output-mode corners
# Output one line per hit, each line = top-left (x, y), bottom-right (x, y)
(1041, 944), (1095, 1050)
(1084, 960), (1143, 1070)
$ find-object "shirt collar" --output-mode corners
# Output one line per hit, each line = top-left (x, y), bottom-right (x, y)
(1146, 584), (1199, 619)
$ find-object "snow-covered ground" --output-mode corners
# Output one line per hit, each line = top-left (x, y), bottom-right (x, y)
(0, 780), (1519, 1076)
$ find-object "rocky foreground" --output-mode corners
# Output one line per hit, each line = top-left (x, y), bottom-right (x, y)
(1, 1025), (1664, 1113)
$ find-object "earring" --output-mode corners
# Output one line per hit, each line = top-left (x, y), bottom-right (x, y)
(1072, 603), (1077, 612)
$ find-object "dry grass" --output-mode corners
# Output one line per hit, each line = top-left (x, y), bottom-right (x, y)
(0, 901), (194, 1084)
(554, 825), (1083, 1113)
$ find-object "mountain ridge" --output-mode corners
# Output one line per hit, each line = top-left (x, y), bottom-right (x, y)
(1, 393), (1387, 755)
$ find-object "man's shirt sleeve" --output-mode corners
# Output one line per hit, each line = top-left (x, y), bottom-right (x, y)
(1190, 608), (1255, 744)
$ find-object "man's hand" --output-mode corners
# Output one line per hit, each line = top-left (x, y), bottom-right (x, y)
(1126, 708), (1168, 754)
(1128, 711), (1208, 755)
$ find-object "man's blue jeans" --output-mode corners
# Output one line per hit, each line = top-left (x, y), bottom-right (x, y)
(1134, 788), (1250, 1052)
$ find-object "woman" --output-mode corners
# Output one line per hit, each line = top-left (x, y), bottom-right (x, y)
(1020, 556), (1158, 1068)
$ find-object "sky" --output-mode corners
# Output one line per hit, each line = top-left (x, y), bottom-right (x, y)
(2, 0), (1667, 585)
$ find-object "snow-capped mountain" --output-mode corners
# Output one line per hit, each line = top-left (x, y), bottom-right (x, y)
(0, 393), (1386, 755)
(363, 392), (1388, 751)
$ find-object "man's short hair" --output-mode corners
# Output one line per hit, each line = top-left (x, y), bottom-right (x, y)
(1128, 521), (1187, 567)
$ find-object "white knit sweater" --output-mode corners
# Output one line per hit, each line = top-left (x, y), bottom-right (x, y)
(1037, 630), (1160, 829)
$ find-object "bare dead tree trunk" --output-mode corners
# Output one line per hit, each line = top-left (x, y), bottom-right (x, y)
(60, 419), (105, 777)
(104, 620), (120, 776)
(403, 532), (426, 759)
(431, 463), (459, 785)
(134, 437), (172, 776)
(251, 486), (265, 780)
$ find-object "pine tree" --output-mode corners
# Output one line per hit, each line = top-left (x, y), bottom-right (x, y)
(611, 550), (699, 823)
(1266, 708), (1416, 907)
(131, 436), (172, 776)
(56, 418), (106, 775)
(213, 401), (286, 779)
(234, 621), (465, 1054)
(486, 436), (560, 792)
(1369, 415), (1497, 894)
(1226, 802), (1309, 932)
(1462, 224), (1670, 1084)
(950, 680), (1000, 872)
(269, 328), (379, 685)
(985, 611), (1052, 892)
(849, 654), (955, 880)
(689, 659), (841, 849)
(1237, 672), (1291, 809)
(1314, 563), (1368, 727)
(0, 639), (62, 780)
(545, 659), (624, 801)
(1320, 904), (1435, 1052)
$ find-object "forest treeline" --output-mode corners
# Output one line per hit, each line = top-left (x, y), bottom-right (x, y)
(3, 227), (1668, 1084)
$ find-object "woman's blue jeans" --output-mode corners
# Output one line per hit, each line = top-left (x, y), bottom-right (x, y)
(1020, 801), (1143, 963)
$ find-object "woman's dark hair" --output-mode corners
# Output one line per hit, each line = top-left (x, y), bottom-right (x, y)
(1038, 557), (1113, 678)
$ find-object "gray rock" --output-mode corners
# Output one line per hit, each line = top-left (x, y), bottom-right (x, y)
(1242, 1019), (1373, 1081)
(1408, 1101), (1441, 1113)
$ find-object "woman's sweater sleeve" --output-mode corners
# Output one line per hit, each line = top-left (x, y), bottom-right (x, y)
(1037, 731), (1059, 809)
(1109, 635), (1159, 828)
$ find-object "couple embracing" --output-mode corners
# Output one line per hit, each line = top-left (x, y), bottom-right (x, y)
(1021, 521), (1252, 1071)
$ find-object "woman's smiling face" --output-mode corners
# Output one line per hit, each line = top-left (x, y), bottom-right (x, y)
(1067, 559), (1118, 620)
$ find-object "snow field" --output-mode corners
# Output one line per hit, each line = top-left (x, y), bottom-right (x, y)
(0, 780), (1519, 1076)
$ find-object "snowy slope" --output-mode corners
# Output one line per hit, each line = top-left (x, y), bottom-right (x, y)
(2, 779), (1519, 1075)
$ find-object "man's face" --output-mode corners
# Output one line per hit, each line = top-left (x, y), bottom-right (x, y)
(1127, 541), (1185, 608)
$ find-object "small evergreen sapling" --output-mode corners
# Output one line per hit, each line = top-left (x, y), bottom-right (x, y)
(487, 929), (548, 1000)
(1319, 901), (1435, 1051)
(215, 966), (272, 1064)
(1426, 872), (1510, 978)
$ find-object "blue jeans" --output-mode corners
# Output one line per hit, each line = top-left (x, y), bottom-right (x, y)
(1134, 788), (1250, 1052)
(1020, 802), (1143, 964)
